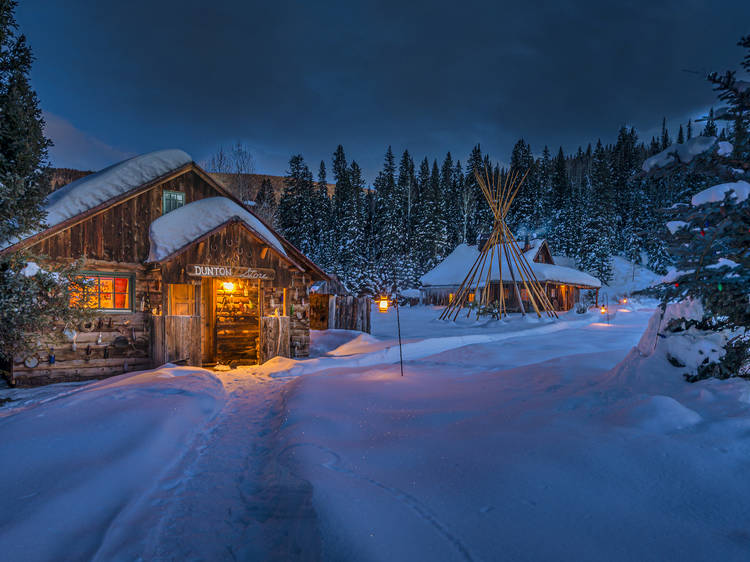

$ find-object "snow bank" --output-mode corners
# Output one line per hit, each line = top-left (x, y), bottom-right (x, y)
(666, 220), (688, 234)
(275, 305), (750, 561)
(601, 256), (663, 299)
(421, 243), (601, 288)
(641, 136), (722, 172)
(147, 196), (286, 262)
(0, 365), (226, 560)
(691, 180), (750, 206)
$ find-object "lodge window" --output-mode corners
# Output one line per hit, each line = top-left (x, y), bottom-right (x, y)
(162, 190), (185, 214)
(70, 273), (132, 311)
(169, 284), (196, 316)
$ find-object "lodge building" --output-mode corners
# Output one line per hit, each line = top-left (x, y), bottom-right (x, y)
(420, 239), (601, 310)
(1, 150), (329, 386)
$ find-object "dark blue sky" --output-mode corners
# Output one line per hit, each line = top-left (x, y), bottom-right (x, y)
(18, 1), (750, 182)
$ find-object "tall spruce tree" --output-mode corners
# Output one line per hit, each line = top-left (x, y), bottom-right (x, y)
(277, 155), (315, 256)
(708, 35), (750, 161)
(313, 161), (334, 270)
(702, 108), (718, 137)
(253, 177), (277, 224)
(0, 0), (89, 367)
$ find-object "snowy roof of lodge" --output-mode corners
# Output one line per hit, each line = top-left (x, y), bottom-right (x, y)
(641, 136), (732, 173)
(46, 149), (192, 228)
(1, 149), (193, 250)
(147, 197), (287, 262)
(420, 242), (601, 289)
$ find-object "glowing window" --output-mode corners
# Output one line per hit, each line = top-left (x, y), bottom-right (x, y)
(70, 274), (131, 310)
(468, 293), (475, 302)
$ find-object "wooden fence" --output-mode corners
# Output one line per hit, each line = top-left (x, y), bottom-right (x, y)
(152, 315), (201, 367)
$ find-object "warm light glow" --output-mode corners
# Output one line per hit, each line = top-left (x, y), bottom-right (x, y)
(448, 293), (455, 304)
(377, 296), (389, 312)
(600, 306), (607, 314)
(222, 281), (235, 292)
(622, 297), (628, 304)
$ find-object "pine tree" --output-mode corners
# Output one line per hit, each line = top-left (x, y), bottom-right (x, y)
(708, 35), (750, 161)
(277, 155), (315, 256)
(465, 145), (486, 243)
(373, 147), (413, 291)
(0, 0), (89, 366)
(550, 147), (569, 212)
(663, 186), (749, 380)
(440, 152), (461, 248)
(313, 161), (334, 270)
(579, 140), (615, 282)
(508, 139), (535, 231)
(253, 177), (277, 224)
(677, 124), (685, 144)
(660, 117), (672, 149)
(339, 161), (366, 291)
(687, 119), (693, 140)
(702, 108), (718, 137)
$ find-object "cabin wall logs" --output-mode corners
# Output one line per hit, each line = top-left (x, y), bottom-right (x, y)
(10, 265), (159, 386)
(29, 170), (220, 264)
(259, 316), (290, 363)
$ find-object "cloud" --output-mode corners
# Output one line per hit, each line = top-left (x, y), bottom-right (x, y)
(43, 112), (135, 170)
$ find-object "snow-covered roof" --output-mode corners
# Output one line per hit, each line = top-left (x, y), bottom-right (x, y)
(147, 197), (287, 262)
(2, 149), (194, 250)
(691, 180), (750, 206)
(421, 244), (601, 288)
(641, 136), (728, 173)
(46, 149), (192, 228)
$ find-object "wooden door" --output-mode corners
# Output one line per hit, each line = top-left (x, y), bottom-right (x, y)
(214, 278), (260, 365)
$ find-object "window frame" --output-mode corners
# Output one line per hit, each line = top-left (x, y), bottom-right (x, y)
(73, 271), (135, 313)
(162, 189), (186, 214)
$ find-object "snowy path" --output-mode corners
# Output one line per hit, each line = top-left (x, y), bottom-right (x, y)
(3, 305), (750, 561)
(277, 307), (750, 561)
(138, 374), (321, 561)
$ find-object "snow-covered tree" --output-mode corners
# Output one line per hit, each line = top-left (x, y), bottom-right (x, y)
(0, 0), (89, 368)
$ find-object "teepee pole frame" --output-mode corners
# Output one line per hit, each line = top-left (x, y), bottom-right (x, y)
(440, 163), (558, 321)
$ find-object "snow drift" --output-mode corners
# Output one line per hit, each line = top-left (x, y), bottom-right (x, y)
(0, 365), (226, 561)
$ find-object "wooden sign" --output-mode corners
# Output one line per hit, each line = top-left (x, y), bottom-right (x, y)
(187, 264), (276, 280)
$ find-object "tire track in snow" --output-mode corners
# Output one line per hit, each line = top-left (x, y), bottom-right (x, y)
(279, 442), (475, 562)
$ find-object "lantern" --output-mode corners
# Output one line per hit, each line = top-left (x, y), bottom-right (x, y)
(600, 306), (607, 314)
(377, 296), (390, 313)
(621, 297), (628, 304)
(222, 281), (235, 292)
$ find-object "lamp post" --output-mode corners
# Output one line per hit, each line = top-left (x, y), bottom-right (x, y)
(376, 294), (404, 377)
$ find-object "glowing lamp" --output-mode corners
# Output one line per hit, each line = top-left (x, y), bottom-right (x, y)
(376, 296), (390, 313)
(222, 281), (235, 292)
(621, 297), (628, 304)
(600, 306), (607, 314)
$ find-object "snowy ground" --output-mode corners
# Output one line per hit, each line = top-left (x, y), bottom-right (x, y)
(2, 300), (750, 561)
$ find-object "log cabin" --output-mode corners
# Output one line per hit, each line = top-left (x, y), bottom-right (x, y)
(420, 239), (601, 310)
(1, 149), (328, 386)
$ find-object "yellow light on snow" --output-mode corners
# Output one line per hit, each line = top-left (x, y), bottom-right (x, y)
(222, 281), (235, 293)
(377, 296), (390, 313)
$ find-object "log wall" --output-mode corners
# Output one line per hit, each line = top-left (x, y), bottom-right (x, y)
(29, 169), (220, 264)
(10, 263), (160, 386)
(259, 316), (290, 363)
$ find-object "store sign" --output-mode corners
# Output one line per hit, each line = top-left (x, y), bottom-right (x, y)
(187, 264), (276, 280)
